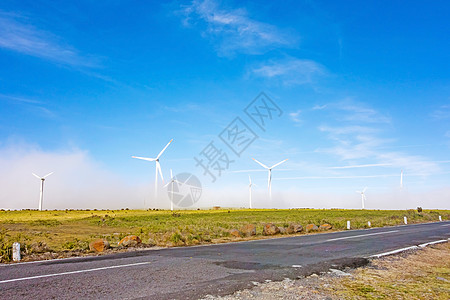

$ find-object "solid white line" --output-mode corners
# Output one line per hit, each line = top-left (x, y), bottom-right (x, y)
(441, 224), (450, 227)
(418, 239), (449, 248)
(0, 261), (151, 284)
(369, 239), (450, 258)
(326, 230), (399, 242)
(369, 246), (419, 258)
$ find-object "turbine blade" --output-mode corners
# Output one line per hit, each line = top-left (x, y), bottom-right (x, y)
(249, 175), (252, 184)
(32, 173), (41, 179)
(43, 172), (53, 178)
(170, 169), (173, 179)
(268, 170), (272, 190)
(270, 159), (288, 169)
(363, 187), (367, 193)
(156, 161), (164, 183)
(132, 156), (156, 162)
(252, 158), (269, 169)
(157, 139), (173, 159)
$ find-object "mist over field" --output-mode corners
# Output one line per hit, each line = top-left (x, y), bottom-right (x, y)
(1, 142), (449, 210)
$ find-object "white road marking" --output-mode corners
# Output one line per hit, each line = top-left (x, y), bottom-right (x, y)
(441, 224), (450, 227)
(369, 246), (419, 258)
(418, 240), (448, 248)
(369, 238), (449, 258)
(326, 230), (399, 242)
(0, 261), (151, 284)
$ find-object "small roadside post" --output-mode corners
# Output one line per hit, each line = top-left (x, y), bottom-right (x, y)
(12, 242), (21, 262)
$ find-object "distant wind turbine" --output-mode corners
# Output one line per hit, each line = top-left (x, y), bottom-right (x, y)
(252, 158), (288, 200)
(132, 139), (173, 206)
(356, 187), (367, 209)
(32, 172), (53, 211)
(248, 175), (257, 209)
(400, 170), (403, 189)
(164, 169), (181, 211)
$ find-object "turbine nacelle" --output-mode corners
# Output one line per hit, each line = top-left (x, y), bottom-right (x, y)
(132, 139), (173, 207)
(252, 158), (288, 199)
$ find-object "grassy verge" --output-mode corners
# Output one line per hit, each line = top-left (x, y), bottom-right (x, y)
(326, 242), (450, 299)
(0, 208), (448, 262)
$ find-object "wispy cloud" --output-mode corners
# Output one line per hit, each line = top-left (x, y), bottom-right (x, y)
(312, 104), (327, 110)
(316, 101), (439, 174)
(0, 11), (97, 67)
(179, 0), (298, 56)
(289, 110), (302, 124)
(334, 101), (391, 124)
(329, 163), (393, 169)
(0, 93), (42, 104)
(250, 57), (326, 85)
(431, 105), (450, 120)
(319, 125), (378, 136)
(0, 93), (55, 119)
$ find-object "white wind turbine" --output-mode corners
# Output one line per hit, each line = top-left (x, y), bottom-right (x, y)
(252, 158), (288, 200)
(164, 169), (181, 211)
(132, 139), (173, 206)
(356, 187), (367, 209)
(248, 175), (257, 209)
(400, 170), (403, 189)
(32, 172), (53, 211)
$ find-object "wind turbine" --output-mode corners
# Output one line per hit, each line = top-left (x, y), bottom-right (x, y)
(252, 158), (288, 200)
(132, 139), (173, 206)
(356, 187), (367, 209)
(400, 170), (403, 189)
(32, 172), (53, 211)
(248, 175), (257, 209)
(164, 169), (181, 211)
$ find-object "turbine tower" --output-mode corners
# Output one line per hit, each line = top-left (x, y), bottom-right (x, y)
(400, 170), (403, 189)
(356, 187), (367, 209)
(132, 139), (173, 206)
(248, 175), (256, 209)
(164, 169), (181, 211)
(32, 172), (53, 211)
(252, 158), (288, 200)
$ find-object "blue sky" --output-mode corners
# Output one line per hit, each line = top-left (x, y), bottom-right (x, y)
(0, 0), (449, 209)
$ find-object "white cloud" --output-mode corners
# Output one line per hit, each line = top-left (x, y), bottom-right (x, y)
(431, 105), (450, 120)
(0, 93), (56, 119)
(250, 57), (326, 85)
(315, 101), (439, 174)
(0, 11), (97, 67)
(289, 110), (302, 124)
(334, 102), (391, 124)
(312, 104), (327, 110)
(180, 0), (298, 56)
(329, 163), (393, 169)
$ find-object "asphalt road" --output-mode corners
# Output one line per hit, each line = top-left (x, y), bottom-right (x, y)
(1, 221), (449, 299)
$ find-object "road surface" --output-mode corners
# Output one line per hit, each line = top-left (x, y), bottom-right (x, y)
(1, 221), (449, 299)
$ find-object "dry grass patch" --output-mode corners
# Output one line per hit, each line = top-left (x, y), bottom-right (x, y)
(327, 242), (450, 299)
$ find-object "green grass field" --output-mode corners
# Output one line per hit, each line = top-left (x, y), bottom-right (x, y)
(1, 208), (448, 262)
